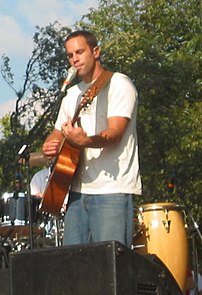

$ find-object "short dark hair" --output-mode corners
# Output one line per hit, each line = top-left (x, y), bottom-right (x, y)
(65, 30), (98, 49)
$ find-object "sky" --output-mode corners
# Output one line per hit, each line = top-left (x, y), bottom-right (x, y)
(0, 0), (98, 122)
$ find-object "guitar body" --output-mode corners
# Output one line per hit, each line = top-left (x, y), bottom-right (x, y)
(40, 140), (80, 215)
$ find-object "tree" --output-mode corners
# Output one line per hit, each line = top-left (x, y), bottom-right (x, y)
(1, 0), (201, 262)
(0, 22), (73, 190)
(77, 0), (202, 206)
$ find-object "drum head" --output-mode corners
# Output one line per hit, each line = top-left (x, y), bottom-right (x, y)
(138, 202), (184, 212)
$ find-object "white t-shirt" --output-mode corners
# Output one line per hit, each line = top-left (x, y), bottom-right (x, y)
(30, 168), (49, 196)
(55, 72), (142, 195)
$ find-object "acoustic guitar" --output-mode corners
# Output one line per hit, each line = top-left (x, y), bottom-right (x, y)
(40, 87), (97, 215)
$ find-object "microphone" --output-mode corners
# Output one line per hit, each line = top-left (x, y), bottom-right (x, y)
(60, 66), (77, 93)
(18, 144), (29, 156)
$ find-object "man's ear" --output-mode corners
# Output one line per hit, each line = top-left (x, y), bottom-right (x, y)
(93, 46), (100, 60)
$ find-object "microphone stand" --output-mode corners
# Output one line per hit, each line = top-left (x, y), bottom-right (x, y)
(187, 212), (201, 295)
(176, 189), (202, 295)
(18, 145), (34, 250)
(13, 86), (74, 250)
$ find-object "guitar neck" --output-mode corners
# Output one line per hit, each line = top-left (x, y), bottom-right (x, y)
(72, 109), (80, 126)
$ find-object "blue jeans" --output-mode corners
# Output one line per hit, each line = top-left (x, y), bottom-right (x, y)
(63, 192), (134, 247)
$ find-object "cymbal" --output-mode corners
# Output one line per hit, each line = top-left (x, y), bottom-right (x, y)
(19, 152), (48, 167)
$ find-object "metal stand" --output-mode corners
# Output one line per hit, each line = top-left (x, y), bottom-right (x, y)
(18, 145), (34, 250)
(0, 223), (14, 268)
(53, 216), (63, 247)
(176, 188), (201, 295)
(188, 213), (202, 244)
(166, 173), (201, 294)
(188, 212), (202, 295)
(0, 245), (9, 268)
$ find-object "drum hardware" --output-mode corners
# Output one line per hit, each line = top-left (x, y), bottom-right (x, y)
(0, 228), (14, 268)
(142, 225), (150, 241)
(17, 144), (35, 250)
(0, 190), (23, 263)
(131, 244), (145, 250)
(1, 222), (13, 235)
(188, 213), (202, 242)
(17, 144), (51, 250)
(52, 217), (62, 247)
(0, 156), (65, 253)
(173, 189), (202, 289)
(0, 190), (44, 239)
(0, 244), (9, 268)
(41, 213), (64, 247)
(12, 94), (65, 249)
(162, 210), (171, 233)
(162, 220), (171, 233)
(186, 210), (202, 292)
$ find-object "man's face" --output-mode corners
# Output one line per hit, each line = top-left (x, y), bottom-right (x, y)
(65, 36), (100, 82)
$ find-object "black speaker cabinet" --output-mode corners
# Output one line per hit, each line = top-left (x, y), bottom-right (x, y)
(0, 268), (10, 295)
(9, 241), (183, 295)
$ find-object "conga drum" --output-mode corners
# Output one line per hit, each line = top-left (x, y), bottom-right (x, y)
(133, 202), (189, 293)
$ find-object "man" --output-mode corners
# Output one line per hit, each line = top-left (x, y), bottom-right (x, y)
(42, 30), (142, 247)
(30, 168), (50, 198)
(30, 168), (50, 226)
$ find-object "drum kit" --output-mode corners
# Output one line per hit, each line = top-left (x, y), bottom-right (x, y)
(0, 151), (201, 294)
(0, 152), (64, 268)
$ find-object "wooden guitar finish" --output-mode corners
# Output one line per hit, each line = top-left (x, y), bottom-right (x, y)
(40, 140), (81, 215)
(40, 87), (96, 216)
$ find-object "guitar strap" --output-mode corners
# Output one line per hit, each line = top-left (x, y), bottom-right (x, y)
(87, 69), (114, 97)
(74, 69), (114, 126)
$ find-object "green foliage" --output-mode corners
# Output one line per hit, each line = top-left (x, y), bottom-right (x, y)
(76, 0), (201, 208)
(33, 21), (72, 87)
(0, 0), (201, 262)
(76, 0), (202, 260)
